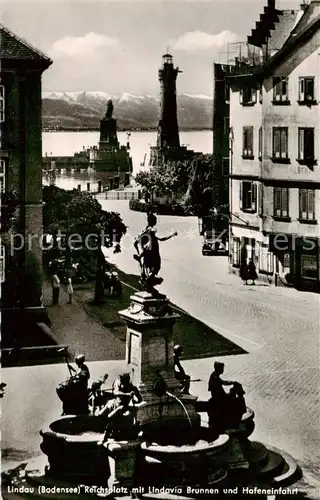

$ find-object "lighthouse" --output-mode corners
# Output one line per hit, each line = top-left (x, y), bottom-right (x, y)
(157, 53), (182, 149)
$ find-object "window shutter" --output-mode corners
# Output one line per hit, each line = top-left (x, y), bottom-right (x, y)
(282, 78), (288, 100)
(298, 129), (304, 160)
(243, 127), (246, 155)
(258, 183), (263, 216)
(259, 86), (263, 104)
(299, 78), (305, 101)
(273, 128), (281, 158)
(274, 187), (281, 216)
(305, 78), (314, 100)
(258, 127), (262, 157)
(239, 89), (243, 104)
(239, 182), (243, 203)
(308, 190), (315, 220)
(282, 188), (288, 217)
(249, 127), (253, 156)
(281, 128), (288, 158)
(252, 183), (257, 211)
(299, 189), (307, 219)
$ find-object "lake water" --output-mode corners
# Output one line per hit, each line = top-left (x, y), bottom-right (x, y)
(42, 130), (213, 191)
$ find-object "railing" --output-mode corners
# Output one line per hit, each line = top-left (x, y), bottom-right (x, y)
(105, 191), (139, 201)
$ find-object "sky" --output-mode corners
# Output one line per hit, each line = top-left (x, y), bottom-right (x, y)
(1, 0), (299, 95)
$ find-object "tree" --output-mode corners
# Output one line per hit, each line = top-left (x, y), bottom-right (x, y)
(135, 154), (215, 216)
(43, 186), (127, 278)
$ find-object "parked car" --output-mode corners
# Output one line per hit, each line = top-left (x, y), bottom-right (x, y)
(202, 231), (228, 256)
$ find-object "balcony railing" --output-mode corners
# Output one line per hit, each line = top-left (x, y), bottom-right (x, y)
(218, 42), (264, 70)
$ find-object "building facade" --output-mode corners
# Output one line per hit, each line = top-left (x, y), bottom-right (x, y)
(0, 24), (52, 309)
(228, 0), (320, 290)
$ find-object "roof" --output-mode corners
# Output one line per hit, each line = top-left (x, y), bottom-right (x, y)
(0, 24), (52, 66)
(228, 2), (320, 84)
(258, 8), (320, 77)
(267, 10), (300, 52)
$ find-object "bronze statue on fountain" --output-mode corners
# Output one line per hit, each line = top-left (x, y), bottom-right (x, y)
(207, 361), (248, 434)
(133, 212), (177, 294)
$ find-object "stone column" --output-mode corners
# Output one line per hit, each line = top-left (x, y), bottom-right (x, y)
(119, 291), (200, 441)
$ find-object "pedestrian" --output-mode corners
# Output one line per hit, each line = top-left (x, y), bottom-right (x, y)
(52, 273), (60, 305)
(240, 260), (249, 285)
(66, 277), (73, 304)
(248, 259), (258, 285)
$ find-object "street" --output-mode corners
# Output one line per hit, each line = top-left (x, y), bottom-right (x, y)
(101, 200), (320, 486)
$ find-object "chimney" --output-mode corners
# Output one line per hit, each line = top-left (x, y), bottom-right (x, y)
(268, 0), (276, 9)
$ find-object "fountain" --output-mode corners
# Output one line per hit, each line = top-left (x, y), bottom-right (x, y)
(2, 212), (301, 498)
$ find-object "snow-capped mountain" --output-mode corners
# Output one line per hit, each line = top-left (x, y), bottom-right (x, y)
(42, 91), (213, 130)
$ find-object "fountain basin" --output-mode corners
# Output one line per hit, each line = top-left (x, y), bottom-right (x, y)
(142, 433), (229, 461)
(139, 430), (229, 488)
(40, 415), (106, 482)
(225, 408), (255, 439)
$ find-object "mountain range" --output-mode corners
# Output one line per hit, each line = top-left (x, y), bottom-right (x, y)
(42, 91), (213, 130)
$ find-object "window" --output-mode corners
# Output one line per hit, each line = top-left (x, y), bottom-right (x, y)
(299, 189), (315, 221)
(301, 254), (317, 280)
(224, 116), (230, 135)
(222, 157), (229, 177)
(240, 87), (257, 105)
(298, 128), (315, 163)
(273, 127), (288, 160)
(259, 244), (274, 273)
(240, 181), (257, 212)
(225, 83), (230, 103)
(273, 77), (289, 103)
(274, 187), (289, 218)
(0, 159), (5, 175)
(232, 238), (241, 267)
(258, 127), (262, 160)
(259, 85), (263, 104)
(299, 77), (315, 103)
(242, 126), (254, 158)
(0, 85), (4, 122)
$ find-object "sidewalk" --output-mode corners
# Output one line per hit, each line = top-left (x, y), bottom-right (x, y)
(42, 281), (125, 362)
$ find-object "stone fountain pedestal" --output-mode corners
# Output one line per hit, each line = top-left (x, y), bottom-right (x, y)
(118, 291), (201, 442)
(118, 291), (230, 489)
